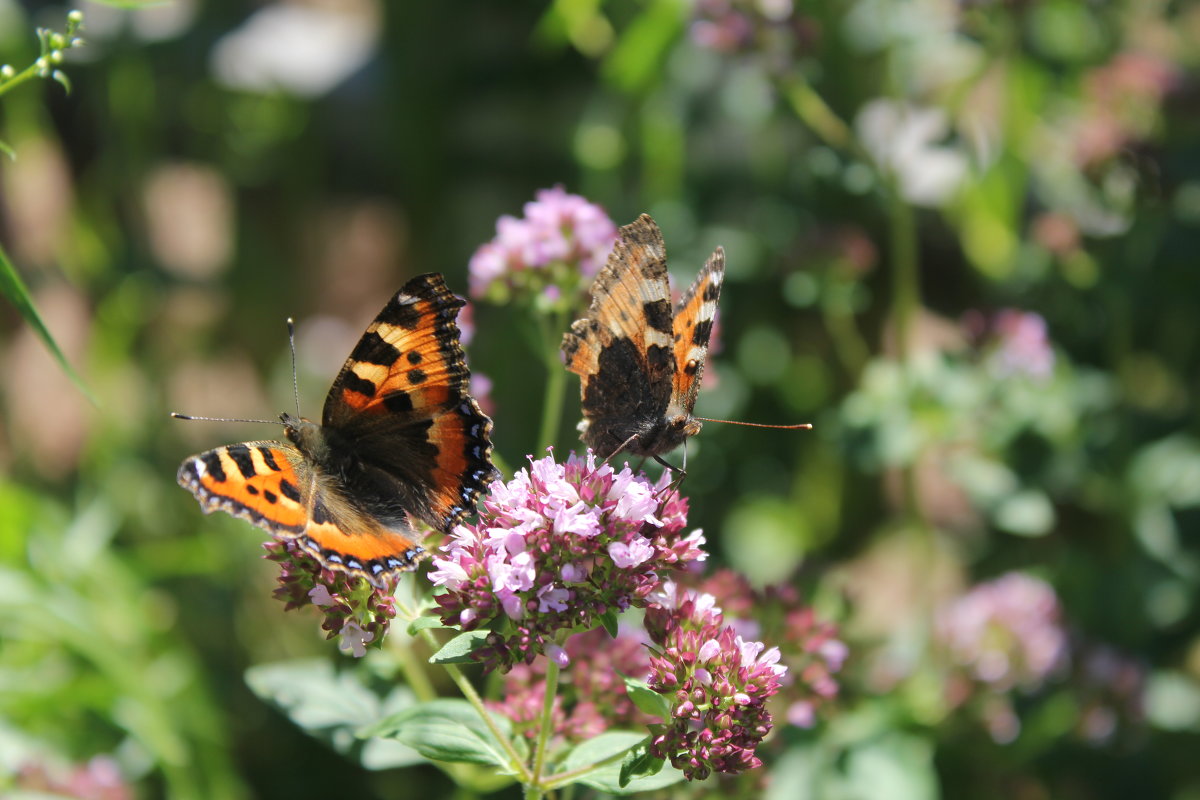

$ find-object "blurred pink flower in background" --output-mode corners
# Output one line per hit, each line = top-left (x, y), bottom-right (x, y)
(936, 572), (1068, 693)
(468, 186), (617, 301)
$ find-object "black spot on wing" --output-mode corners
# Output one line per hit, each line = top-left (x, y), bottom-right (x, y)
(312, 500), (332, 525)
(341, 371), (376, 398)
(703, 281), (720, 302)
(383, 391), (414, 413)
(408, 368), (427, 385)
(407, 350), (422, 365)
(350, 330), (402, 367)
(263, 490), (278, 504)
(643, 299), (672, 334)
(246, 484), (259, 495)
(227, 444), (256, 479)
(691, 319), (714, 347)
(201, 451), (226, 483)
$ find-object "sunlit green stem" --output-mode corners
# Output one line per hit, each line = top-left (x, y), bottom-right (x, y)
(535, 308), (568, 451)
(418, 628), (533, 784)
(0, 64), (41, 100)
(527, 654), (562, 796)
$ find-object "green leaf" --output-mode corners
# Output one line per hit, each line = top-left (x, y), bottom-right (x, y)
(428, 630), (490, 664)
(245, 658), (418, 764)
(599, 607), (619, 637)
(0, 243), (95, 405)
(618, 740), (663, 788)
(407, 615), (445, 636)
(622, 676), (670, 719)
(554, 731), (684, 794)
(366, 698), (517, 768)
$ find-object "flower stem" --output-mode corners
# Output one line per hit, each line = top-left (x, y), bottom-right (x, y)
(0, 65), (40, 100)
(536, 309), (568, 451)
(419, 628), (533, 784)
(529, 655), (562, 794)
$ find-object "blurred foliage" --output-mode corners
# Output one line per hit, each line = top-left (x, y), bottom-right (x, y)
(0, 0), (1198, 798)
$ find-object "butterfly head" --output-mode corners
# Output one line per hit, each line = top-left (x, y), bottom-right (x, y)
(281, 412), (329, 462)
(667, 405), (702, 440)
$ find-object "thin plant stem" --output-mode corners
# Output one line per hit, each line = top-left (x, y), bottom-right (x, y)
(529, 655), (562, 791)
(418, 627), (534, 784)
(536, 308), (568, 451)
(0, 65), (41, 100)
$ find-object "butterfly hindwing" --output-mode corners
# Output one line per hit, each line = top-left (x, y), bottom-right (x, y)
(177, 441), (425, 584)
(178, 442), (310, 536)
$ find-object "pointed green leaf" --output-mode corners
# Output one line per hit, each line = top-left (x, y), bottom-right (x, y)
(428, 630), (490, 664)
(619, 740), (664, 787)
(0, 243), (95, 405)
(407, 615), (445, 636)
(599, 607), (619, 637)
(554, 730), (685, 794)
(366, 698), (516, 768)
(622, 675), (671, 719)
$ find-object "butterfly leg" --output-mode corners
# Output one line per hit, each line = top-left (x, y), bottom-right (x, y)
(599, 433), (642, 469)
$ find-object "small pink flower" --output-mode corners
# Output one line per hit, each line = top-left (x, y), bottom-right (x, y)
(469, 186), (618, 302)
(338, 621), (374, 658)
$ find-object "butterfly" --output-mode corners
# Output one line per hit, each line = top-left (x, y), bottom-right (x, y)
(561, 213), (724, 465)
(176, 273), (497, 587)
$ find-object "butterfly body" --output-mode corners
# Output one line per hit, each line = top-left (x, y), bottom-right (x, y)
(562, 214), (724, 460)
(177, 273), (496, 586)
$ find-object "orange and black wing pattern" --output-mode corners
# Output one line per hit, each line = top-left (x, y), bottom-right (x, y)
(322, 273), (496, 532)
(670, 247), (724, 413)
(177, 441), (425, 586)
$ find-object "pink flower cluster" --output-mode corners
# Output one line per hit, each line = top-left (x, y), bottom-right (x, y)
(430, 450), (706, 672)
(936, 572), (1068, 693)
(468, 186), (618, 301)
(488, 627), (655, 744)
(264, 538), (398, 657)
(699, 570), (845, 728)
(644, 581), (788, 781)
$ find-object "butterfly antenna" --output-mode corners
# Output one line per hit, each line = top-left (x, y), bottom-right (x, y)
(170, 413), (276, 424)
(287, 317), (301, 418)
(694, 418), (814, 430)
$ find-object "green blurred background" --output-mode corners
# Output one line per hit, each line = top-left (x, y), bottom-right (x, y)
(1, 0), (1199, 797)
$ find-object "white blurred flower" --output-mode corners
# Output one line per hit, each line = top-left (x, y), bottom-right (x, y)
(210, 0), (381, 97)
(856, 99), (968, 207)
